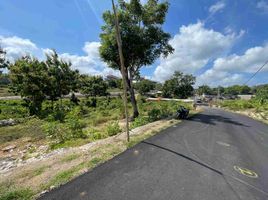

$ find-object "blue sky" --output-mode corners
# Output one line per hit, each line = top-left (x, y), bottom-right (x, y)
(0, 0), (268, 86)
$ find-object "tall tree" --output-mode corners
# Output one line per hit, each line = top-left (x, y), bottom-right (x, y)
(162, 71), (196, 99)
(100, 0), (173, 118)
(197, 85), (212, 96)
(45, 51), (80, 107)
(9, 56), (48, 115)
(0, 46), (9, 74)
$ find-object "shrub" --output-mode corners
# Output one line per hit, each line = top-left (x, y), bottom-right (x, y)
(148, 108), (161, 122)
(106, 121), (122, 136)
(130, 116), (149, 129)
(87, 129), (106, 140)
(42, 122), (68, 144)
(65, 117), (87, 139)
(84, 98), (97, 108)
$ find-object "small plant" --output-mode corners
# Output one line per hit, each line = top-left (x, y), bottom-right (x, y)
(42, 122), (68, 144)
(148, 108), (161, 122)
(87, 129), (105, 140)
(0, 187), (34, 200)
(65, 116), (87, 139)
(106, 121), (122, 136)
(130, 116), (149, 129)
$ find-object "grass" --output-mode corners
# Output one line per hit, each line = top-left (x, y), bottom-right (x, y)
(0, 118), (45, 144)
(60, 154), (81, 163)
(0, 181), (34, 200)
(0, 86), (13, 97)
(219, 99), (268, 111)
(218, 99), (268, 123)
(0, 97), (191, 149)
(19, 165), (50, 179)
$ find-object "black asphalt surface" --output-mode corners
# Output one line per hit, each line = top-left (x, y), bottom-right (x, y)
(39, 108), (268, 200)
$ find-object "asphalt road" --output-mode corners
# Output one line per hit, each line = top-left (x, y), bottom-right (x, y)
(39, 108), (268, 200)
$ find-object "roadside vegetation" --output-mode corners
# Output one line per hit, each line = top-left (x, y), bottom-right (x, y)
(217, 85), (268, 122)
(0, 97), (191, 149)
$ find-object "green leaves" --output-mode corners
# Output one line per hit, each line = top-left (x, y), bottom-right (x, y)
(135, 79), (156, 95)
(8, 51), (80, 115)
(256, 85), (268, 104)
(80, 75), (108, 97)
(100, 0), (173, 73)
(162, 71), (196, 99)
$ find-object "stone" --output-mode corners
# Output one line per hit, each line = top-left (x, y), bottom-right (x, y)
(50, 185), (55, 190)
(2, 145), (16, 152)
(0, 119), (16, 127)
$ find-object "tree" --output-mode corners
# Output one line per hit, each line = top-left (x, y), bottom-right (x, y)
(197, 85), (212, 96)
(107, 78), (118, 88)
(224, 85), (251, 95)
(80, 75), (108, 98)
(135, 79), (155, 95)
(45, 51), (80, 107)
(162, 71), (196, 99)
(0, 46), (9, 74)
(9, 56), (48, 115)
(100, 0), (173, 118)
(255, 85), (268, 104)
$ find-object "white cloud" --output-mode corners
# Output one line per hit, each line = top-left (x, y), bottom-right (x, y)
(59, 42), (120, 76)
(0, 36), (39, 61)
(209, 1), (226, 14)
(257, 0), (268, 12)
(197, 43), (268, 86)
(0, 35), (119, 77)
(153, 22), (242, 82)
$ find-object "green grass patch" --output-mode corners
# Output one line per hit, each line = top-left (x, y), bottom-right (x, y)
(0, 118), (45, 144)
(0, 182), (34, 200)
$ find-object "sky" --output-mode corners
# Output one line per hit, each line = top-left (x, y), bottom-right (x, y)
(0, 0), (268, 87)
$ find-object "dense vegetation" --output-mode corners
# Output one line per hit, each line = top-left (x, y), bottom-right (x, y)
(0, 97), (191, 148)
(217, 87), (268, 121)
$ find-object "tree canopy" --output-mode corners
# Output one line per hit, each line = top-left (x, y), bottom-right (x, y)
(45, 51), (80, 103)
(100, 0), (173, 118)
(162, 71), (196, 99)
(135, 79), (156, 95)
(9, 56), (48, 115)
(80, 75), (108, 98)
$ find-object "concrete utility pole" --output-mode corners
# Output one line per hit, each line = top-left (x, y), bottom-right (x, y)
(111, 0), (130, 142)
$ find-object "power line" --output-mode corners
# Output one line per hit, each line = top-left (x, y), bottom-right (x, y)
(243, 59), (268, 85)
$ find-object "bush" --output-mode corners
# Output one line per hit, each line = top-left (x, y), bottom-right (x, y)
(106, 121), (122, 136)
(65, 116), (87, 139)
(87, 129), (106, 141)
(84, 98), (97, 108)
(148, 108), (161, 122)
(42, 122), (68, 144)
(130, 116), (149, 129)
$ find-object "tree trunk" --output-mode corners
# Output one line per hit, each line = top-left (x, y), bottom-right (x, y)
(128, 70), (139, 120)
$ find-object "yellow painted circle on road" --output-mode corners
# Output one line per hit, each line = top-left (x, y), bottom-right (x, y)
(234, 166), (258, 178)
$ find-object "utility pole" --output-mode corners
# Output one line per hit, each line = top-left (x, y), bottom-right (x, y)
(111, 0), (130, 142)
